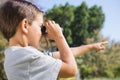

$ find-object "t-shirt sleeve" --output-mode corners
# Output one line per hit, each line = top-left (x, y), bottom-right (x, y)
(29, 52), (62, 80)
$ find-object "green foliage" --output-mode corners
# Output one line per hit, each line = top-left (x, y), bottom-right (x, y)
(71, 2), (89, 45)
(0, 33), (8, 80)
(71, 2), (105, 46)
(88, 5), (104, 37)
(76, 36), (120, 78)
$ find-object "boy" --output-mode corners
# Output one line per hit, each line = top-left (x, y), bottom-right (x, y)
(0, 0), (107, 80)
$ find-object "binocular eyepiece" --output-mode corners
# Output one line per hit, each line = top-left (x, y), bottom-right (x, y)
(41, 25), (46, 35)
(41, 25), (63, 35)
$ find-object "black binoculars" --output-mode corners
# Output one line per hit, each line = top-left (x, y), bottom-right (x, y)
(41, 25), (46, 35)
(41, 25), (63, 35)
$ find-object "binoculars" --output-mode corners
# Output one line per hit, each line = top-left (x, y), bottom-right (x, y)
(41, 25), (63, 35)
(41, 25), (46, 35)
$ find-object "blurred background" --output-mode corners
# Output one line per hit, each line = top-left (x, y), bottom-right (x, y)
(0, 0), (120, 80)
(34, 0), (120, 43)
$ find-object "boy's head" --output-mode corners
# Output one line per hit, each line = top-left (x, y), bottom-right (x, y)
(0, 0), (44, 42)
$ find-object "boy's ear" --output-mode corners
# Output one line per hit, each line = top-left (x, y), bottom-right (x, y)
(20, 19), (29, 34)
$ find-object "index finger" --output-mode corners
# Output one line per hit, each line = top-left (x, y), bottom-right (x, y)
(102, 41), (108, 45)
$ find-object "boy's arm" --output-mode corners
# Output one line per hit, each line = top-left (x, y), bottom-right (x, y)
(45, 21), (78, 78)
(53, 41), (108, 59)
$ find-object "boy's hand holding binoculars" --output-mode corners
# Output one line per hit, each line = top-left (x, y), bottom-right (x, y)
(43, 20), (63, 40)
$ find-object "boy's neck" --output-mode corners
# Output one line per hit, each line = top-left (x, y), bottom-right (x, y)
(9, 37), (28, 47)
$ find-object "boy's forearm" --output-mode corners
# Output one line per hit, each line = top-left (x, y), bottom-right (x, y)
(55, 35), (78, 75)
(70, 44), (92, 57)
(53, 44), (93, 59)
(53, 42), (107, 59)
(55, 35), (76, 63)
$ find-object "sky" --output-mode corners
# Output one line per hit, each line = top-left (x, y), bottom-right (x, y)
(33, 0), (120, 42)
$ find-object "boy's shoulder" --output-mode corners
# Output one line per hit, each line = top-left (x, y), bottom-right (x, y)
(5, 46), (43, 56)
(4, 46), (45, 62)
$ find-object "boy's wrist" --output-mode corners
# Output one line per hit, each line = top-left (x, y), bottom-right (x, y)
(88, 44), (94, 51)
(54, 33), (64, 41)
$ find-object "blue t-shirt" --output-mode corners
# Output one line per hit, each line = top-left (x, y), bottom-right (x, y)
(4, 46), (62, 80)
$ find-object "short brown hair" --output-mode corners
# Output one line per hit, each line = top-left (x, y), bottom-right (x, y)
(0, 0), (43, 41)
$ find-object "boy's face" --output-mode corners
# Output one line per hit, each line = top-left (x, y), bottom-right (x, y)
(27, 14), (43, 48)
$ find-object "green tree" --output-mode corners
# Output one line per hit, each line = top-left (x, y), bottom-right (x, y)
(71, 2), (89, 46)
(88, 5), (105, 37)
(71, 2), (105, 46)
